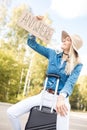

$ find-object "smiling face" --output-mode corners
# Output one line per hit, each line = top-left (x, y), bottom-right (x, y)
(61, 36), (72, 53)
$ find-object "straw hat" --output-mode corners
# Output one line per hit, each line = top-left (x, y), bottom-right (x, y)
(61, 31), (83, 52)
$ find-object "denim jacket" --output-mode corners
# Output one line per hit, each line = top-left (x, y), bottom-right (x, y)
(27, 35), (83, 96)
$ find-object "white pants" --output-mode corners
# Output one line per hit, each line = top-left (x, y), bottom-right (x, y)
(7, 90), (70, 130)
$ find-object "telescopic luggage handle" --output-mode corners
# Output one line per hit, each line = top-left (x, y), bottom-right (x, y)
(44, 73), (60, 94)
(46, 73), (60, 79)
(40, 73), (60, 112)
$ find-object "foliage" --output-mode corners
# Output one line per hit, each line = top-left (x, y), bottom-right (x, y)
(0, 50), (26, 103)
(7, 4), (30, 46)
(0, 2), (7, 26)
(70, 75), (87, 111)
(28, 51), (48, 96)
(70, 84), (81, 110)
(0, 3), (31, 103)
(0, 3), (49, 103)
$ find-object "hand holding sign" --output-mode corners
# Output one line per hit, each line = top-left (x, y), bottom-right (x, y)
(36, 16), (44, 20)
(17, 11), (54, 44)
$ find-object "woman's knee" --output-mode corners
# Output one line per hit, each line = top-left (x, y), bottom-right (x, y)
(7, 106), (16, 118)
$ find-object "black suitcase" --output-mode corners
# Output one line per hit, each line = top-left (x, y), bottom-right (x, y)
(25, 106), (57, 130)
(25, 74), (60, 130)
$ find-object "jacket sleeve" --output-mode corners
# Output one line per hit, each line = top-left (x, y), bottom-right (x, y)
(60, 63), (83, 96)
(27, 35), (52, 59)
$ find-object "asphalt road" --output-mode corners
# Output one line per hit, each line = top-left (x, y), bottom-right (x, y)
(69, 111), (87, 130)
(0, 102), (87, 130)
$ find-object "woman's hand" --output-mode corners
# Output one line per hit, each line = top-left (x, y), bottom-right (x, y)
(56, 95), (68, 116)
(36, 16), (44, 20)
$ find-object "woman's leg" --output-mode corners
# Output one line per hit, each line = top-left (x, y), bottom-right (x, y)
(56, 98), (70, 130)
(7, 93), (42, 130)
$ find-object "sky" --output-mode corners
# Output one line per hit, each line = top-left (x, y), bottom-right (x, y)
(3, 0), (87, 75)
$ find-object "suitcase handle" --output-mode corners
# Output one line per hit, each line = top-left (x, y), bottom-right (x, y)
(46, 73), (60, 79)
(40, 73), (60, 113)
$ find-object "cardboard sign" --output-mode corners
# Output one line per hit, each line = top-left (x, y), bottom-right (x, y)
(17, 11), (54, 43)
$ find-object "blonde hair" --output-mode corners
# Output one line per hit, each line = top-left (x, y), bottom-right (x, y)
(65, 46), (81, 75)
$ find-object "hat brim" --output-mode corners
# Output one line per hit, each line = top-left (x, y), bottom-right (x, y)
(61, 30), (78, 52)
(61, 31), (70, 41)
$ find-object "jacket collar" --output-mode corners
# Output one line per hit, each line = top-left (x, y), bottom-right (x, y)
(55, 50), (63, 58)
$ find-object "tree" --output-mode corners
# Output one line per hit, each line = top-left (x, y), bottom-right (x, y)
(0, 3), (31, 102)
(0, 2), (54, 103)
(70, 75), (87, 111)
(27, 50), (48, 96)
(70, 84), (82, 110)
(0, 49), (26, 103)
(78, 76), (87, 111)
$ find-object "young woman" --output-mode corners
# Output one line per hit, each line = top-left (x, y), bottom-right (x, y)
(7, 29), (83, 130)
